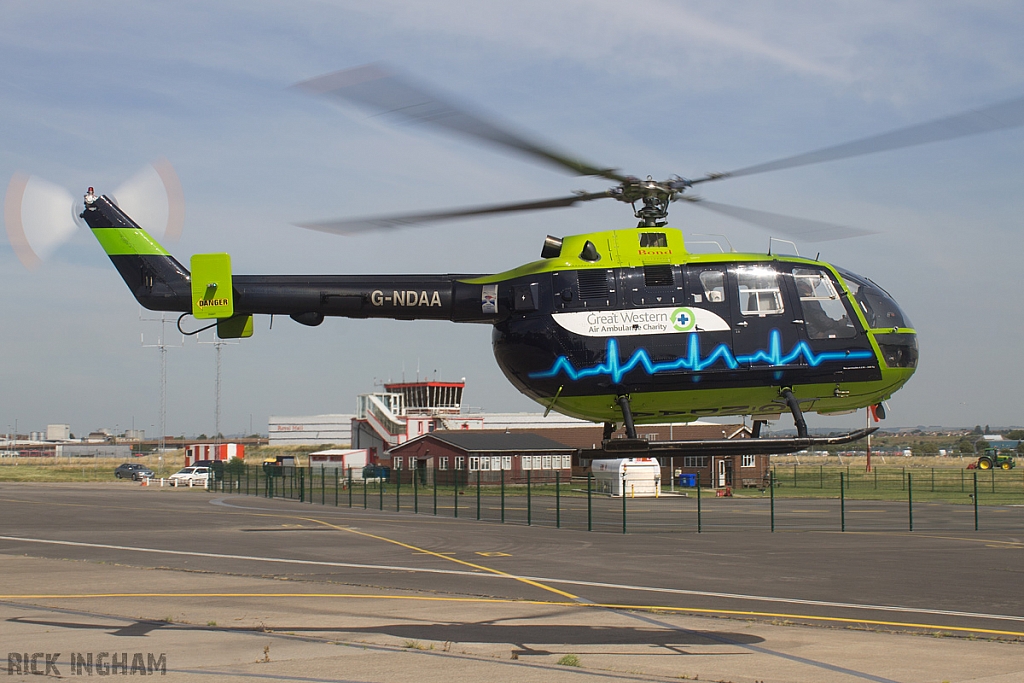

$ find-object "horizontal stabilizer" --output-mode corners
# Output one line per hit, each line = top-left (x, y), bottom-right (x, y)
(218, 315), (253, 339)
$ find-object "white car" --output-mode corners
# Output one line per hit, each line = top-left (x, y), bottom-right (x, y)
(168, 466), (210, 487)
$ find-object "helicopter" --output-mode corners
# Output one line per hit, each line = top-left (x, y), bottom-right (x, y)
(76, 66), (1024, 456)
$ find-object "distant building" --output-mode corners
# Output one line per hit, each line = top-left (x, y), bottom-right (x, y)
(46, 424), (70, 441)
(385, 430), (575, 485)
(268, 415), (354, 446)
(56, 444), (131, 458)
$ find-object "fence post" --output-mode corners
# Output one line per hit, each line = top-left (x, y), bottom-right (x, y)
(348, 467), (353, 508)
(697, 472), (702, 533)
(931, 467), (935, 493)
(908, 472), (914, 532)
(379, 472), (384, 511)
(299, 468), (305, 503)
(335, 468), (339, 507)
(396, 466), (401, 513)
(840, 471), (845, 532)
(433, 469), (438, 516)
(526, 470), (532, 526)
(621, 476), (627, 534)
(556, 470), (561, 529)
(363, 475), (367, 509)
(820, 464), (823, 489)
(587, 471), (592, 532)
(414, 467), (419, 514)
(973, 470), (979, 531)
(321, 465), (325, 505)
(769, 469), (775, 533)
(500, 468), (505, 523)
(476, 469), (481, 521)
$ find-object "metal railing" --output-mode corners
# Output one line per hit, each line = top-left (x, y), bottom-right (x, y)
(210, 464), (1024, 534)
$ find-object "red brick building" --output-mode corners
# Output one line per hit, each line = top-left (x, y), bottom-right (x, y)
(384, 430), (576, 485)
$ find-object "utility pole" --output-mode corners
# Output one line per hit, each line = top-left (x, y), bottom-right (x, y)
(141, 313), (183, 454)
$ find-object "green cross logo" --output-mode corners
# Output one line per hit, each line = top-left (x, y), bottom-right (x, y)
(672, 307), (696, 332)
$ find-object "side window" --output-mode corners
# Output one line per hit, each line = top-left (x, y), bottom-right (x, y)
(735, 266), (784, 316)
(698, 270), (726, 303)
(793, 268), (856, 339)
(639, 232), (668, 248)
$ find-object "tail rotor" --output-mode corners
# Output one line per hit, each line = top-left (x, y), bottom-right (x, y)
(4, 158), (184, 269)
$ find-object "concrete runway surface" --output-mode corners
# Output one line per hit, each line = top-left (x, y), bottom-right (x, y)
(0, 482), (1022, 682)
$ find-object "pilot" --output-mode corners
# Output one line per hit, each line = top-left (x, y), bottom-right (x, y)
(797, 278), (838, 339)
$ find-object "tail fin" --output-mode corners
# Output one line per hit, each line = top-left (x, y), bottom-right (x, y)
(80, 189), (191, 312)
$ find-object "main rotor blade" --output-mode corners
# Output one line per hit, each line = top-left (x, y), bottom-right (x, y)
(298, 191), (613, 236)
(681, 196), (876, 242)
(294, 64), (629, 183)
(691, 95), (1024, 183)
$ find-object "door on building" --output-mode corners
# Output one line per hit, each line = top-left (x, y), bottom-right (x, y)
(716, 458), (726, 488)
(413, 458), (428, 485)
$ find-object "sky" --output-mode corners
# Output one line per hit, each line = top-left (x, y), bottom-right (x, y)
(1, 0), (1023, 438)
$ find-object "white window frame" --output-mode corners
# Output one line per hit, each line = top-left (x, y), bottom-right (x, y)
(561, 455), (572, 469)
(455, 456), (465, 471)
(393, 456), (403, 471)
(742, 454), (756, 468)
(439, 456), (449, 471)
(736, 266), (784, 316)
(522, 455), (533, 470)
(468, 456), (479, 471)
(542, 455), (552, 470)
(501, 455), (512, 471)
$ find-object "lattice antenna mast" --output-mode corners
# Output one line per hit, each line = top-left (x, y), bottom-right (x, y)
(141, 312), (184, 453)
(198, 334), (238, 443)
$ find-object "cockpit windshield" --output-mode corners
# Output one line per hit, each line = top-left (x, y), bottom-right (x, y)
(835, 268), (912, 330)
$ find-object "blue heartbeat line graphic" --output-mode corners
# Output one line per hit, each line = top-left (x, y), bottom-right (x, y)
(529, 330), (875, 384)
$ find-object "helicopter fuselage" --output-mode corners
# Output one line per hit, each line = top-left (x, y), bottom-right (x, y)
(83, 194), (917, 425)
(477, 228), (916, 424)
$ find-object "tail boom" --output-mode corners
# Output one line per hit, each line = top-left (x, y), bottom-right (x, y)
(83, 192), (498, 324)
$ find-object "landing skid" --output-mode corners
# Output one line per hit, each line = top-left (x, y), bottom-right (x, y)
(599, 427), (878, 457)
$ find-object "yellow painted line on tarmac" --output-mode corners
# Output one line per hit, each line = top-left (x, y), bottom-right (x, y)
(294, 515), (579, 600)
(3, 592), (1022, 638)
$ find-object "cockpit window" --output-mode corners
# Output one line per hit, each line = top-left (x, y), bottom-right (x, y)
(836, 268), (912, 329)
(793, 267), (856, 339)
(698, 270), (726, 302)
(735, 266), (784, 316)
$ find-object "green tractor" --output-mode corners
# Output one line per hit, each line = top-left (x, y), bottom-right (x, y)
(976, 447), (1015, 471)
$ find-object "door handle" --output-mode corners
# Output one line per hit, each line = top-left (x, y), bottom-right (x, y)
(735, 321), (749, 327)
(791, 319), (805, 324)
